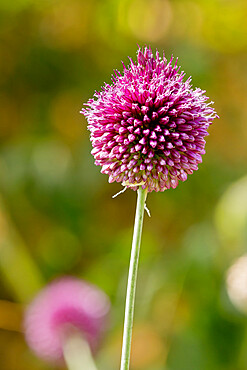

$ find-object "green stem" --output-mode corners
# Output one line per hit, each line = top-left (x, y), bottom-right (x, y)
(120, 186), (148, 370)
(63, 330), (98, 370)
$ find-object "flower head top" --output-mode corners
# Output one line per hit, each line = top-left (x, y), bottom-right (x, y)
(82, 46), (218, 192)
(24, 277), (110, 363)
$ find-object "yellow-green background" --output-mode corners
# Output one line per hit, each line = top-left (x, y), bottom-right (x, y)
(1, 0), (247, 369)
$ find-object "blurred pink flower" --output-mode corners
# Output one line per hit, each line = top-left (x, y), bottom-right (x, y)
(24, 277), (110, 363)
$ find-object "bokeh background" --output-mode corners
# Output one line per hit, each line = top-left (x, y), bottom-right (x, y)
(1, 0), (247, 369)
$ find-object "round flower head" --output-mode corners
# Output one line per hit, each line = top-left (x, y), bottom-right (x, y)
(82, 46), (218, 192)
(24, 277), (110, 364)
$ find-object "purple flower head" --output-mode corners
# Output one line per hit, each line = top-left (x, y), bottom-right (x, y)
(24, 277), (110, 364)
(82, 46), (218, 192)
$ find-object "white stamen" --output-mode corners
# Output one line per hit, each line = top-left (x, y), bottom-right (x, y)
(144, 203), (151, 217)
(112, 186), (127, 198)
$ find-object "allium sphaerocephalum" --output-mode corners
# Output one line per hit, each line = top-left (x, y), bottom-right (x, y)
(24, 277), (110, 363)
(82, 46), (218, 192)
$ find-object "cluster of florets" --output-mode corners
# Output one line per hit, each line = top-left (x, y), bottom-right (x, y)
(82, 46), (218, 192)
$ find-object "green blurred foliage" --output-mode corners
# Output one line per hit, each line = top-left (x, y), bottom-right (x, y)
(0, 0), (247, 369)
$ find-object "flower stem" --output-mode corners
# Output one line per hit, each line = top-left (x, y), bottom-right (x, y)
(63, 330), (98, 370)
(120, 186), (148, 370)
